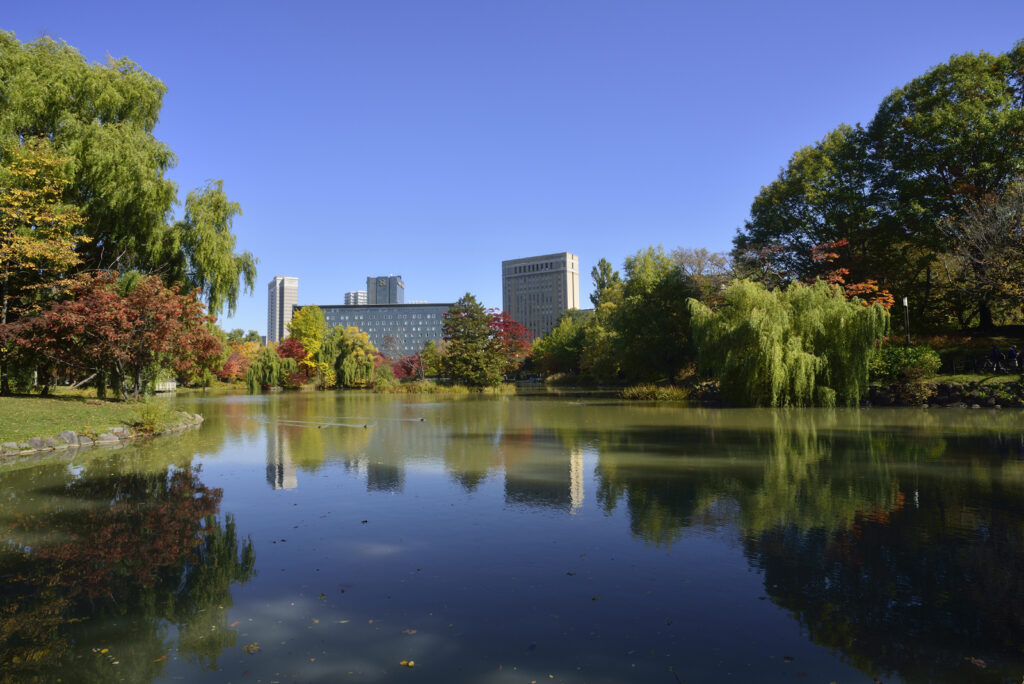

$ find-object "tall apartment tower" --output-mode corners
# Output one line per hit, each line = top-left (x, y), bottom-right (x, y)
(502, 252), (580, 339)
(267, 276), (298, 343)
(366, 275), (405, 304)
(344, 290), (368, 305)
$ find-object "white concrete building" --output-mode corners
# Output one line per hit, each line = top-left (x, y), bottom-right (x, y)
(344, 290), (368, 306)
(267, 276), (298, 343)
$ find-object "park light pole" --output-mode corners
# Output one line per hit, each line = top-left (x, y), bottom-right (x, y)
(902, 296), (910, 347)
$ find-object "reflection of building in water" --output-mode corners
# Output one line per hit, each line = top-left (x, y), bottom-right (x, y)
(367, 462), (404, 493)
(504, 446), (584, 513)
(266, 428), (297, 490)
(570, 446), (584, 514)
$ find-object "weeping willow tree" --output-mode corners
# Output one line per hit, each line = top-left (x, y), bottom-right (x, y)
(330, 326), (378, 388)
(245, 345), (297, 393)
(688, 280), (888, 407)
(339, 349), (375, 388)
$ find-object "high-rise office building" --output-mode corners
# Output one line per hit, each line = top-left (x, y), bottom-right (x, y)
(366, 275), (405, 304)
(502, 252), (580, 339)
(267, 276), (298, 343)
(345, 290), (368, 306)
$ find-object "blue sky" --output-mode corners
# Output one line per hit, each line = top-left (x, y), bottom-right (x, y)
(5, 1), (1024, 335)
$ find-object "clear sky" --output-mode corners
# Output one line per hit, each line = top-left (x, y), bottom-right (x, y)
(5, 1), (1024, 335)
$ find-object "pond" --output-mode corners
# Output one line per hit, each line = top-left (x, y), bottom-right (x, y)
(2, 392), (1023, 683)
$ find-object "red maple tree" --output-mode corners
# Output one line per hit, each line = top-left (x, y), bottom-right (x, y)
(9, 272), (222, 398)
(488, 310), (533, 373)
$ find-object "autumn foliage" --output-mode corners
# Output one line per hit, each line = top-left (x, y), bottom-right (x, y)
(8, 271), (222, 398)
(810, 240), (895, 309)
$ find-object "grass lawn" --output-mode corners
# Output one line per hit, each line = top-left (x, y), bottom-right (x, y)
(0, 396), (142, 443)
(929, 373), (1021, 386)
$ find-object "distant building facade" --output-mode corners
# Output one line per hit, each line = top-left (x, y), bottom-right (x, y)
(344, 290), (368, 306)
(366, 276), (405, 305)
(308, 303), (453, 357)
(267, 276), (298, 343)
(501, 252), (580, 339)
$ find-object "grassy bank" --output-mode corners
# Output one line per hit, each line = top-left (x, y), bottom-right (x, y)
(0, 396), (145, 443)
(0, 396), (197, 444)
(379, 380), (517, 395)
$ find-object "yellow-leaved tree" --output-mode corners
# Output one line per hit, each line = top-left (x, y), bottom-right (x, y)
(0, 138), (89, 394)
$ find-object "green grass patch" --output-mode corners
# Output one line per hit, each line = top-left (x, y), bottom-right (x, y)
(929, 373), (1021, 386)
(379, 380), (516, 395)
(620, 384), (689, 401)
(0, 396), (141, 443)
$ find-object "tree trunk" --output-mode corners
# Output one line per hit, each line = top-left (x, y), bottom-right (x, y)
(978, 300), (995, 332)
(0, 354), (9, 396)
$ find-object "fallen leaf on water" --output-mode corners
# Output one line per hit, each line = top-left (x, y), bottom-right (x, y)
(242, 642), (261, 654)
(313, 619), (320, 624)
(319, 593), (326, 599)
(399, 660), (415, 667)
(154, 655), (169, 663)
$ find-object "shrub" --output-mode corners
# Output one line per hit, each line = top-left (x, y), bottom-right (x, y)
(135, 399), (173, 433)
(870, 345), (942, 382)
(373, 364), (399, 391)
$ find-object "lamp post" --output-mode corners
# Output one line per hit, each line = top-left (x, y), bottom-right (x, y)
(902, 296), (910, 347)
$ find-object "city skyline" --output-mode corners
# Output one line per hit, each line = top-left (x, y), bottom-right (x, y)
(5, 2), (1023, 335)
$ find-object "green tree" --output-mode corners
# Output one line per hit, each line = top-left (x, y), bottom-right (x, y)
(330, 325), (377, 388)
(688, 280), (889, 407)
(614, 246), (699, 382)
(165, 181), (256, 317)
(866, 42), (1024, 326)
(442, 293), (504, 387)
(246, 345), (285, 393)
(590, 257), (622, 308)
(733, 125), (873, 288)
(733, 40), (1024, 329)
(0, 33), (256, 317)
(532, 310), (590, 376)
(419, 340), (443, 378)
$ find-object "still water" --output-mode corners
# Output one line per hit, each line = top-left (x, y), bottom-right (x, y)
(2, 392), (1023, 683)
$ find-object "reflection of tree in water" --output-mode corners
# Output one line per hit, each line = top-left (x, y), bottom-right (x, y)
(734, 411), (901, 535)
(594, 411), (911, 545)
(0, 461), (255, 683)
(590, 410), (1024, 679)
(744, 479), (1024, 683)
(441, 399), (514, 491)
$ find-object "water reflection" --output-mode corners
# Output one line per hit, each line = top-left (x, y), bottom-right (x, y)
(0, 454), (255, 683)
(64, 392), (1024, 683)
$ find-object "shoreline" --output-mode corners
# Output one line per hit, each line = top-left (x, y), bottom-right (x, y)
(0, 411), (204, 461)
